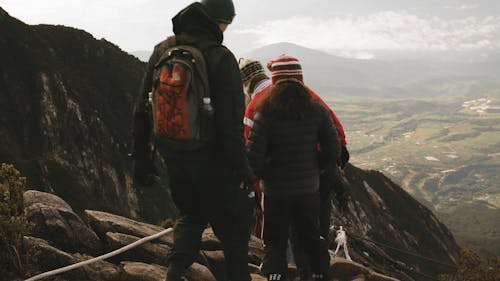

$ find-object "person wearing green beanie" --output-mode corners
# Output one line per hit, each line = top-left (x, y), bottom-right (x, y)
(200, 0), (235, 24)
(132, 1), (253, 281)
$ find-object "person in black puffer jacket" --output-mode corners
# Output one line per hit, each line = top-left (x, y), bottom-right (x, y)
(247, 55), (340, 281)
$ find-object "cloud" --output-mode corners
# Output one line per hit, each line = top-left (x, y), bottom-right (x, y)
(444, 4), (479, 10)
(236, 11), (500, 57)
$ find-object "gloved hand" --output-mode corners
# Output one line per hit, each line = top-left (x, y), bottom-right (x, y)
(238, 167), (255, 191)
(338, 146), (350, 169)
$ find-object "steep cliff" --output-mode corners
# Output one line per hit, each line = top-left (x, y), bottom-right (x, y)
(0, 7), (154, 218)
(1, 7), (460, 280)
(335, 165), (460, 279)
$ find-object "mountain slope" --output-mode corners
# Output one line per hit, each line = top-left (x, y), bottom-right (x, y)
(0, 7), (149, 218)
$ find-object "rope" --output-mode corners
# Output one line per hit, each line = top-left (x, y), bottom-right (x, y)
(346, 232), (457, 281)
(349, 233), (458, 269)
(24, 228), (174, 281)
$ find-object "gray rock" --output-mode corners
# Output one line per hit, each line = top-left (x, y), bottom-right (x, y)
(201, 250), (226, 280)
(121, 262), (167, 281)
(23, 236), (83, 280)
(185, 262), (217, 281)
(73, 253), (122, 281)
(85, 210), (174, 246)
(23, 190), (103, 256)
(24, 190), (73, 212)
(200, 227), (222, 251)
(106, 232), (171, 265)
(23, 236), (120, 281)
(329, 258), (370, 280)
(121, 261), (216, 281)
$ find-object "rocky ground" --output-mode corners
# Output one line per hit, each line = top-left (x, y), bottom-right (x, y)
(21, 190), (400, 281)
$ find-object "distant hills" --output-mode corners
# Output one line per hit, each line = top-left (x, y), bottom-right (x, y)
(132, 42), (500, 99)
(241, 42), (500, 99)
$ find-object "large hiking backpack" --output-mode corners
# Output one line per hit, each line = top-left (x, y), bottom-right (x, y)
(151, 37), (215, 150)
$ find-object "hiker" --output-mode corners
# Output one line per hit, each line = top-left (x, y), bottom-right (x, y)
(132, 1), (253, 280)
(247, 55), (341, 281)
(238, 58), (272, 236)
(240, 57), (350, 278)
(240, 57), (350, 235)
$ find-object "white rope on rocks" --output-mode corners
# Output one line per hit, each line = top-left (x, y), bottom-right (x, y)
(24, 227), (174, 281)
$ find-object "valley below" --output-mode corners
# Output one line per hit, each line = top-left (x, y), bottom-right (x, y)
(327, 87), (500, 258)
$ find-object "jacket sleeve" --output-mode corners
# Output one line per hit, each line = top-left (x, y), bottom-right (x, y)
(211, 49), (252, 178)
(318, 106), (341, 168)
(307, 87), (347, 147)
(131, 43), (166, 184)
(243, 101), (255, 144)
(246, 112), (268, 178)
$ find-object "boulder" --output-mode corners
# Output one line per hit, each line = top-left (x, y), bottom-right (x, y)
(23, 190), (103, 256)
(105, 232), (171, 265)
(73, 253), (122, 281)
(23, 236), (120, 281)
(201, 250), (226, 280)
(329, 258), (402, 281)
(121, 261), (216, 281)
(121, 262), (167, 281)
(23, 236), (84, 280)
(330, 258), (369, 280)
(185, 262), (217, 281)
(84, 210), (174, 245)
(200, 227), (222, 251)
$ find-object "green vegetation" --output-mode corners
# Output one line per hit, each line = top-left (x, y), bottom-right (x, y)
(327, 91), (500, 257)
(0, 163), (27, 278)
(439, 249), (499, 281)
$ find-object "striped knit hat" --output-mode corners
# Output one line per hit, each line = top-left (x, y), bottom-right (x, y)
(239, 58), (265, 83)
(267, 54), (303, 85)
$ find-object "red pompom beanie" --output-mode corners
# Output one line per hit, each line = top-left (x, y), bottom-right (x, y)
(267, 54), (303, 85)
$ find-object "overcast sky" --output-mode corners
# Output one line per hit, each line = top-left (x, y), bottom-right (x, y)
(2, 0), (500, 59)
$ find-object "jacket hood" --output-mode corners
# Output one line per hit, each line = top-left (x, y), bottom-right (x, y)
(172, 2), (223, 44)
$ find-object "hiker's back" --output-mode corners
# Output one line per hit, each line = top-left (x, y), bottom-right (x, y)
(150, 36), (215, 151)
(255, 103), (334, 196)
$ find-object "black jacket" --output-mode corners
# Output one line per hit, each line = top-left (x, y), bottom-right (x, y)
(133, 3), (251, 180)
(247, 102), (340, 196)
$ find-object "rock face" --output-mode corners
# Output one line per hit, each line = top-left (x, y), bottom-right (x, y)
(0, 6), (175, 223)
(332, 165), (460, 280)
(22, 190), (402, 281)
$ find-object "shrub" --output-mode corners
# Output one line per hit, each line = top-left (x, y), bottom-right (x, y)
(439, 248), (500, 281)
(0, 163), (27, 277)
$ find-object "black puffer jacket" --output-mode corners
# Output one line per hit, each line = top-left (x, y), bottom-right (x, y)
(134, 3), (251, 180)
(247, 102), (340, 196)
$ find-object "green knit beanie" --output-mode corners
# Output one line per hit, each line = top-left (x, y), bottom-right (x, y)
(200, 0), (235, 24)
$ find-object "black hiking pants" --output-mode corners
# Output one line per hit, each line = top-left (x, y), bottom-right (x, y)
(160, 147), (252, 281)
(261, 193), (330, 281)
(292, 166), (343, 280)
